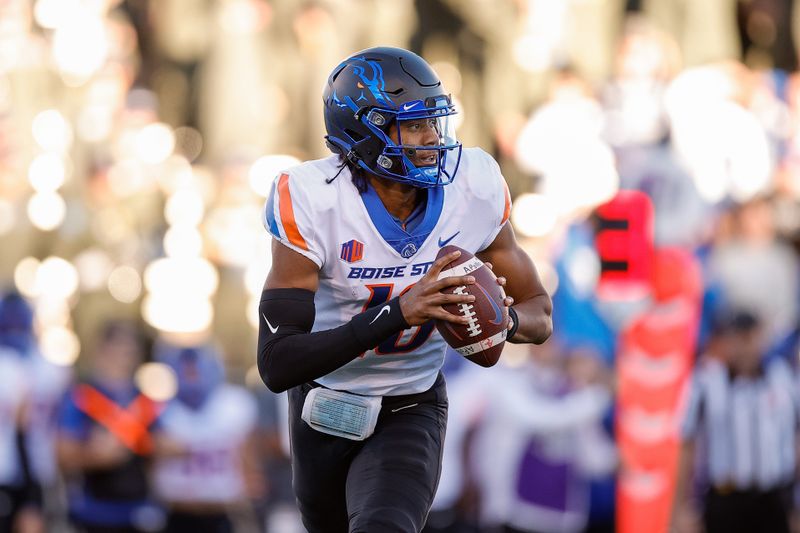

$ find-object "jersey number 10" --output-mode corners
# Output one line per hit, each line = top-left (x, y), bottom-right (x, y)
(363, 283), (436, 355)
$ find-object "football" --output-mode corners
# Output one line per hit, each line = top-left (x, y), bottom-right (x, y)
(435, 245), (509, 367)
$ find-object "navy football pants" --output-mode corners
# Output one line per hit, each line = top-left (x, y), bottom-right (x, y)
(288, 373), (448, 533)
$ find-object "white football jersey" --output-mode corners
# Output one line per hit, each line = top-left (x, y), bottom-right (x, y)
(262, 148), (511, 396)
(153, 385), (258, 504)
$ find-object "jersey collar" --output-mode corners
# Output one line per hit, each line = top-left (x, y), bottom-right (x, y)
(360, 182), (444, 259)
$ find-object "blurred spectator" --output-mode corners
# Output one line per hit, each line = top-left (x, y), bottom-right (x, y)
(602, 17), (678, 149)
(705, 197), (800, 342)
(152, 342), (260, 533)
(0, 290), (45, 533)
(470, 340), (616, 533)
(56, 320), (164, 533)
(736, 0), (797, 71)
(0, 290), (71, 531)
(673, 309), (798, 533)
(601, 20), (711, 248)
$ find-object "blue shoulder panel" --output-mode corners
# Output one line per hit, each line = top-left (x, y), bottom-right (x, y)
(264, 184), (281, 238)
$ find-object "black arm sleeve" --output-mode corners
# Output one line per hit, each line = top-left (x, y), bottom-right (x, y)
(257, 288), (410, 393)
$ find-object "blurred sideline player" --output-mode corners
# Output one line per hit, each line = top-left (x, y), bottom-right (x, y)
(57, 321), (164, 533)
(153, 342), (260, 533)
(257, 47), (552, 533)
(0, 290), (49, 533)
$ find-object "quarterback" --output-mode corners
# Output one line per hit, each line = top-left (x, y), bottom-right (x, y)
(257, 47), (552, 533)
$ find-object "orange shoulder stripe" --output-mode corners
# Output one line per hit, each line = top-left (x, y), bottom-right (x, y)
(501, 180), (512, 225)
(277, 173), (309, 250)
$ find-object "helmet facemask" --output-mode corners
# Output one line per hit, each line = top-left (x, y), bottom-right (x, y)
(355, 95), (462, 187)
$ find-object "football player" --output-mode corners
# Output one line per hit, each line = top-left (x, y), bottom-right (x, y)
(153, 343), (260, 533)
(257, 46), (552, 533)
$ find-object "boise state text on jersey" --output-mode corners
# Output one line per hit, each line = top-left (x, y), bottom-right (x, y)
(347, 262), (434, 279)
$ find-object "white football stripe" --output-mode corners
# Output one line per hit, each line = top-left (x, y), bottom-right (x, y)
(454, 328), (507, 356)
(437, 257), (484, 280)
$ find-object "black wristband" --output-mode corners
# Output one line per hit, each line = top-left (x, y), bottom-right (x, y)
(507, 306), (519, 341)
(350, 297), (410, 349)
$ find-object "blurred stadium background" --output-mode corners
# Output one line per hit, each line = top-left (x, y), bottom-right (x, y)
(3, 0), (800, 532)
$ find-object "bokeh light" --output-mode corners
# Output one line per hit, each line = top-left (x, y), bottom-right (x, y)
(144, 257), (219, 298)
(40, 326), (81, 366)
(135, 362), (178, 402)
(157, 156), (194, 194)
(135, 123), (176, 165)
(14, 257), (42, 298)
(32, 110), (73, 152)
(34, 297), (72, 328)
(143, 294), (214, 334)
(37, 256), (80, 300)
(107, 265), (142, 303)
(52, 9), (109, 84)
(165, 189), (205, 227)
(34, 0), (81, 30)
(173, 126), (204, 161)
(28, 153), (67, 192)
(248, 155), (302, 197)
(163, 225), (204, 258)
(205, 205), (266, 267)
(511, 193), (559, 237)
(73, 248), (115, 292)
(27, 192), (66, 231)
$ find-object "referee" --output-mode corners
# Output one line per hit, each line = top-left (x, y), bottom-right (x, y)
(672, 309), (799, 533)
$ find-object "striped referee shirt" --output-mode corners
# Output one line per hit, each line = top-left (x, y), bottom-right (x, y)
(680, 356), (799, 491)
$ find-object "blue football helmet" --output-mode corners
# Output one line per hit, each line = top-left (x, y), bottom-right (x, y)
(323, 47), (462, 187)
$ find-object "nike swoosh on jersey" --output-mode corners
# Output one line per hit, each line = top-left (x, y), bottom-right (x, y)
(369, 305), (391, 325)
(438, 231), (460, 247)
(262, 313), (279, 334)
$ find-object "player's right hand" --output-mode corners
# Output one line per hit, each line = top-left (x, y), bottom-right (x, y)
(399, 250), (477, 326)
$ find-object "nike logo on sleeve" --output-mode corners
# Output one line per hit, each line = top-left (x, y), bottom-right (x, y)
(369, 305), (391, 325)
(262, 313), (279, 334)
(438, 231), (460, 247)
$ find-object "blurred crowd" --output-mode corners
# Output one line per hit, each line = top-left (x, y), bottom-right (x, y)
(3, 0), (800, 532)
